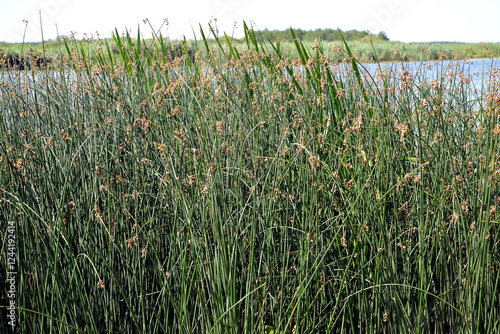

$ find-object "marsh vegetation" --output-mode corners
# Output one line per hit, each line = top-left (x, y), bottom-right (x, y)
(1, 23), (499, 333)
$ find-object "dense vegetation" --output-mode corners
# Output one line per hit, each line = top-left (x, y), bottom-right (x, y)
(1, 26), (500, 65)
(247, 27), (389, 42)
(1, 23), (500, 333)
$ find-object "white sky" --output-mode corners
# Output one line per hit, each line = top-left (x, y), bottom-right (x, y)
(0, 0), (499, 44)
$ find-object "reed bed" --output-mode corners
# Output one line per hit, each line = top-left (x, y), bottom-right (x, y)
(1, 23), (499, 333)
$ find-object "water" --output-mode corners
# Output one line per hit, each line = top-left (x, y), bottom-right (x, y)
(358, 57), (500, 87)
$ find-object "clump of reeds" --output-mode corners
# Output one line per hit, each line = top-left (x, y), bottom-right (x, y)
(0, 22), (499, 333)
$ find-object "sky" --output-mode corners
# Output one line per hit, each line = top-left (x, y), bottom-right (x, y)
(0, 0), (499, 44)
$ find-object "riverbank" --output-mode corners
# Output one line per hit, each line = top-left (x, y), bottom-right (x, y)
(1, 28), (499, 67)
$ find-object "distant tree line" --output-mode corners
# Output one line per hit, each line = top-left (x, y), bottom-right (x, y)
(248, 28), (390, 43)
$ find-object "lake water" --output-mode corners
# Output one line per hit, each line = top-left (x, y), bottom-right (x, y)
(1, 57), (499, 98)
(357, 57), (500, 87)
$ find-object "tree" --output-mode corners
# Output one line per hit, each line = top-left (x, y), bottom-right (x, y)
(377, 31), (389, 41)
